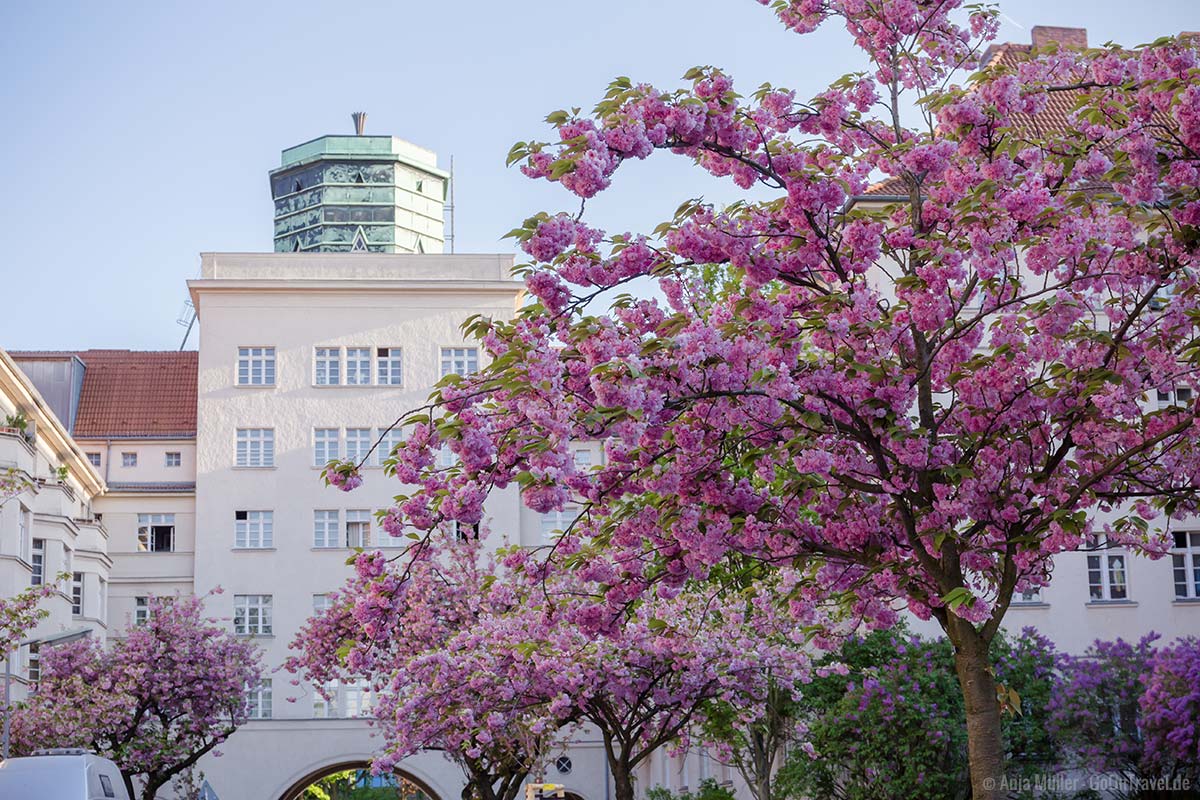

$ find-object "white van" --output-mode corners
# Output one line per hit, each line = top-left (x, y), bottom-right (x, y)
(0, 748), (131, 799)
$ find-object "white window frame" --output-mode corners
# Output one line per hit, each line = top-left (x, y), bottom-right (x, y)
(572, 448), (593, 469)
(1171, 530), (1200, 600)
(1157, 386), (1195, 410)
(313, 510), (340, 548)
(343, 678), (373, 718)
(345, 347), (371, 385)
(165, 451), (181, 467)
(376, 427), (404, 467)
(440, 346), (479, 378)
(314, 428), (340, 467)
(121, 452), (137, 468)
(26, 643), (40, 684)
(246, 679), (273, 719)
(313, 681), (337, 718)
(233, 594), (273, 636)
(71, 572), (84, 616)
(237, 347), (276, 386)
(345, 428), (372, 463)
(1014, 587), (1043, 604)
(86, 452), (101, 468)
(315, 347), (342, 386)
(346, 509), (371, 548)
(1086, 537), (1130, 601)
(539, 505), (580, 543)
(236, 428), (274, 468)
(134, 596), (151, 626)
(376, 347), (403, 386)
(137, 513), (176, 553)
(312, 594), (333, 613)
(235, 510), (274, 549)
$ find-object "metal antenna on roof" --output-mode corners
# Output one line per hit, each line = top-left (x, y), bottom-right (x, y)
(177, 300), (196, 351)
(352, 111), (367, 136)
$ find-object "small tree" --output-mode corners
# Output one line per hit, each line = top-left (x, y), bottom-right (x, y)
(1141, 637), (1200, 786)
(0, 583), (57, 657)
(12, 593), (261, 800)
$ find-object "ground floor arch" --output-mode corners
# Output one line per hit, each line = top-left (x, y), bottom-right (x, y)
(278, 759), (442, 800)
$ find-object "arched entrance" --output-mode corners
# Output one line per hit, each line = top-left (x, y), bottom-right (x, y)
(279, 761), (441, 800)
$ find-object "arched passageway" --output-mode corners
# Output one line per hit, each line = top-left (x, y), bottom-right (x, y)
(279, 761), (441, 800)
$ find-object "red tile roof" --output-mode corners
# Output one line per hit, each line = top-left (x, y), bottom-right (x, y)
(10, 350), (197, 439)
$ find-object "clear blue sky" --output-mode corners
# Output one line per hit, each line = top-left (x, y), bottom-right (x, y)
(0, 0), (1194, 351)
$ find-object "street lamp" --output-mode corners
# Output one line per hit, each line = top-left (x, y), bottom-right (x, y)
(2, 627), (92, 760)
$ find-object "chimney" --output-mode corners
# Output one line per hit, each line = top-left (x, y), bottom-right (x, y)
(352, 111), (367, 136)
(1030, 26), (1088, 50)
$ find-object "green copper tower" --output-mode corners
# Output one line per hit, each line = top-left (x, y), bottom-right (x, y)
(270, 113), (449, 253)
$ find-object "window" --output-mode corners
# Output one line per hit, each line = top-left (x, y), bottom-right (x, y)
(344, 679), (373, 717)
(165, 452), (181, 467)
(235, 511), (274, 549)
(314, 510), (340, 548)
(314, 428), (340, 467)
(346, 510), (371, 548)
(1015, 588), (1043, 604)
(237, 347), (276, 386)
(99, 578), (107, 622)
(27, 643), (39, 684)
(315, 347), (341, 385)
(236, 429), (274, 467)
(99, 775), (115, 798)
(345, 428), (372, 463)
(376, 427), (404, 467)
(71, 572), (83, 615)
(377, 348), (403, 385)
(1087, 538), (1129, 601)
(86, 452), (101, 468)
(18, 507), (30, 558)
(137, 513), (176, 552)
(30, 538), (45, 586)
(345, 347), (371, 385)
(573, 449), (592, 469)
(246, 679), (273, 719)
(121, 452), (137, 468)
(1171, 531), (1200, 600)
(539, 505), (579, 543)
(233, 594), (272, 635)
(440, 347), (479, 377)
(312, 594), (333, 613)
(313, 681), (337, 717)
(134, 596), (151, 625)
(1157, 386), (1195, 409)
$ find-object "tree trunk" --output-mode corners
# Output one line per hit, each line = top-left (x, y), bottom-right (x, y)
(947, 622), (1004, 800)
(611, 762), (635, 800)
(122, 772), (138, 800)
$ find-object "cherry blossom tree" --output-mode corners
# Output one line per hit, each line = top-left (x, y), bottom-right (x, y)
(11, 593), (261, 800)
(1141, 637), (1200, 783)
(0, 583), (57, 657)
(312, 2), (1200, 795)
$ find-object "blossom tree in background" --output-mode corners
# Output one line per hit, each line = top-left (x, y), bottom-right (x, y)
(314, 0), (1200, 795)
(0, 583), (57, 657)
(1140, 637), (1200, 786)
(11, 593), (261, 800)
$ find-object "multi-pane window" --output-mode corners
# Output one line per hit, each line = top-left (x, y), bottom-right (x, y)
(313, 510), (340, 548)
(540, 505), (580, 543)
(233, 594), (273, 635)
(86, 452), (101, 468)
(1171, 531), (1200, 600)
(1015, 588), (1043, 604)
(312, 594), (333, 614)
(573, 449), (592, 470)
(246, 679), (273, 719)
(314, 428), (340, 467)
(377, 347), (403, 385)
(440, 347), (479, 377)
(1087, 538), (1129, 601)
(121, 452), (137, 468)
(27, 643), (40, 684)
(344, 679), (373, 718)
(313, 681), (337, 717)
(235, 511), (274, 549)
(315, 347), (341, 385)
(237, 347), (276, 386)
(137, 514), (175, 552)
(345, 428), (372, 463)
(98, 578), (107, 622)
(134, 596), (151, 626)
(1157, 386), (1194, 409)
(377, 427), (404, 467)
(236, 429), (274, 467)
(71, 572), (83, 615)
(345, 348), (371, 385)
(346, 510), (371, 548)
(30, 538), (44, 586)
(165, 452), (181, 467)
